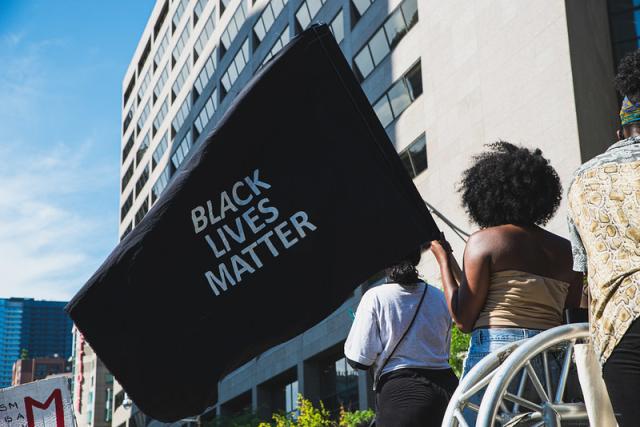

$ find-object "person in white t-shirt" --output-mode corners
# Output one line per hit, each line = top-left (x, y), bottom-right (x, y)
(344, 248), (457, 427)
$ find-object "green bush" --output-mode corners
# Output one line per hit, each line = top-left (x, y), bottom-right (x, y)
(258, 395), (374, 427)
(449, 326), (470, 377)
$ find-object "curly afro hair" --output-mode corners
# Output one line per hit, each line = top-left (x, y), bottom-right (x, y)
(459, 141), (562, 228)
(615, 49), (640, 103)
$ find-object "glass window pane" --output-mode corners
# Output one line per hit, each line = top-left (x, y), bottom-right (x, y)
(405, 62), (423, 99)
(296, 6), (311, 29)
(384, 10), (407, 49)
(307, 0), (323, 19)
(331, 11), (344, 43)
(401, 0), (419, 29)
(352, 0), (370, 17)
(354, 48), (374, 79)
(409, 134), (427, 174)
(373, 97), (394, 128)
(399, 151), (415, 178)
(263, 7), (275, 30)
(369, 28), (390, 65)
(254, 21), (266, 41)
(387, 80), (411, 117)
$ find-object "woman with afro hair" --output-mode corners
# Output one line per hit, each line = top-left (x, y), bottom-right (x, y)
(429, 141), (584, 381)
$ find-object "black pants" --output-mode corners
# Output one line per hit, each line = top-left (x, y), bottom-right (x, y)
(376, 368), (458, 427)
(603, 316), (640, 427)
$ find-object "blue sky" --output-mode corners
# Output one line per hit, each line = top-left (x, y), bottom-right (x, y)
(0, 1), (155, 301)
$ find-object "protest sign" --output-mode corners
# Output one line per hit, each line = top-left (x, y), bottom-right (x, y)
(0, 377), (74, 427)
(67, 25), (439, 421)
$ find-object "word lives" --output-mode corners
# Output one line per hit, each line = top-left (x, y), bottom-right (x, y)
(191, 169), (317, 296)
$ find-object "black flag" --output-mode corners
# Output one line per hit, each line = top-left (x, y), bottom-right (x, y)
(67, 25), (439, 421)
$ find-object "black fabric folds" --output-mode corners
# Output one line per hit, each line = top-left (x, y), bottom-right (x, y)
(66, 25), (439, 421)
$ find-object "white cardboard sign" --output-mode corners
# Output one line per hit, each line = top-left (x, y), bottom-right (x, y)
(0, 377), (74, 427)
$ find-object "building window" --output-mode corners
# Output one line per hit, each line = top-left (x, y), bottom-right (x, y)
(120, 222), (132, 241)
(194, 11), (216, 62)
(152, 165), (172, 204)
(137, 39), (151, 74)
(221, 39), (250, 98)
(152, 132), (169, 170)
(137, 100), (151, 134)
(123, 105), (135, 135)
(193, 48), (218, 103)
(253, 0), (287, 49)
(121, 161), (134, 191)
(220, 2), (248, 57)
(153, 30), (170, 71)
(153, 98), (169, 136)
(194, 0), (209, 24)
(172, 96), (192, 138)
(123, 75), (136, 108)
(120, 191), (133, 221)
(295, 0), (326, 31)
(261, 26), (289, 66)
(172, 23), (191, 67)
(154, 64), (170, 103)
(122, 134), (134, 165)
(351, 0), (375, 23)
(172, 131), (193, 170)
(136, 133), (150, 166)
(330, 9), (344, 44)
(284, 380), (299, 414)
(135, 198), (150, 226)
(194, 89), (218, 140)
(372, 60), (422, 128)
(172, 0), (189, 33)
(318, 356), (359, 414)
(221, 0), (233, 16)
(154, 0), (169, 38)
(172, 57), (192, 102)
(353, 0), (418, 81)
(399, 133), (427, 178)
(608, 0), (640, 66)
(135, 164), (150, 199)
(137, 69), (152, 105)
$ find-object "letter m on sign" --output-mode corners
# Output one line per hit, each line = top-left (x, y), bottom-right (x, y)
(24, 389), (65, 427)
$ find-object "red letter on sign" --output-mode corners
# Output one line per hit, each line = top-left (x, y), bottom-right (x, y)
(24, 388), (65, 427)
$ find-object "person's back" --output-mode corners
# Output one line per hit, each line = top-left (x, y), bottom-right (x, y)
(345, 282), (451, 378)
(344, 249), (457, 427)
(470, 226), (581, 331)
(565, 50), (640, 426)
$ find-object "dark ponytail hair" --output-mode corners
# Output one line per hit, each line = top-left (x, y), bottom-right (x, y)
(387, 249), (421, 285)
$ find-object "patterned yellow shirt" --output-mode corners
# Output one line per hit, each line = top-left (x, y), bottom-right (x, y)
(567, 136), (640, 364)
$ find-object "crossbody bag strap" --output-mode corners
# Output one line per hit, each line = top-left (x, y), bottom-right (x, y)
(374, 282), (428, 389)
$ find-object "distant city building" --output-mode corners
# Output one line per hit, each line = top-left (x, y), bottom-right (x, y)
(12, 357), (68, 386)
(0, 298), (73, 387)
(116, 0), (634, 423)
(72, 327), (114, 427)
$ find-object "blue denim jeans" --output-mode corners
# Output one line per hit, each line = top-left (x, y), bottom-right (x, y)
(461, 328), (552, 425)
(462, 328), (543, 377)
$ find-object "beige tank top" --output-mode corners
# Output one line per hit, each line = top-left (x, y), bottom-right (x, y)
(473, 270), (570, 330)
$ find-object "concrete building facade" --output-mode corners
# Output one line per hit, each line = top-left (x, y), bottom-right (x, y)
(117, 0), (636, 422)
(72, 328), (114, 427)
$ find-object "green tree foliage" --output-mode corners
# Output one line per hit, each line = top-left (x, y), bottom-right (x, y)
(449, 326), (470, 377)
(20, 349), (29, 360)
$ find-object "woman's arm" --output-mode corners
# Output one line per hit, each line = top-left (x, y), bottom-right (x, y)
(431, 233), (492, 333)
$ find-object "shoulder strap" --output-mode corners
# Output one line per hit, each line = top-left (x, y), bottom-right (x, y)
(374, 282), (428, 388)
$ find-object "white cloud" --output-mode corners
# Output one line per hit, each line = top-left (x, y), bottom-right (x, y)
(0, 142), (117, 301)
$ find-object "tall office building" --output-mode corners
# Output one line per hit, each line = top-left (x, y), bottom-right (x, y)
(0, 298), (72, 388)
(117, 0), (633, 422)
